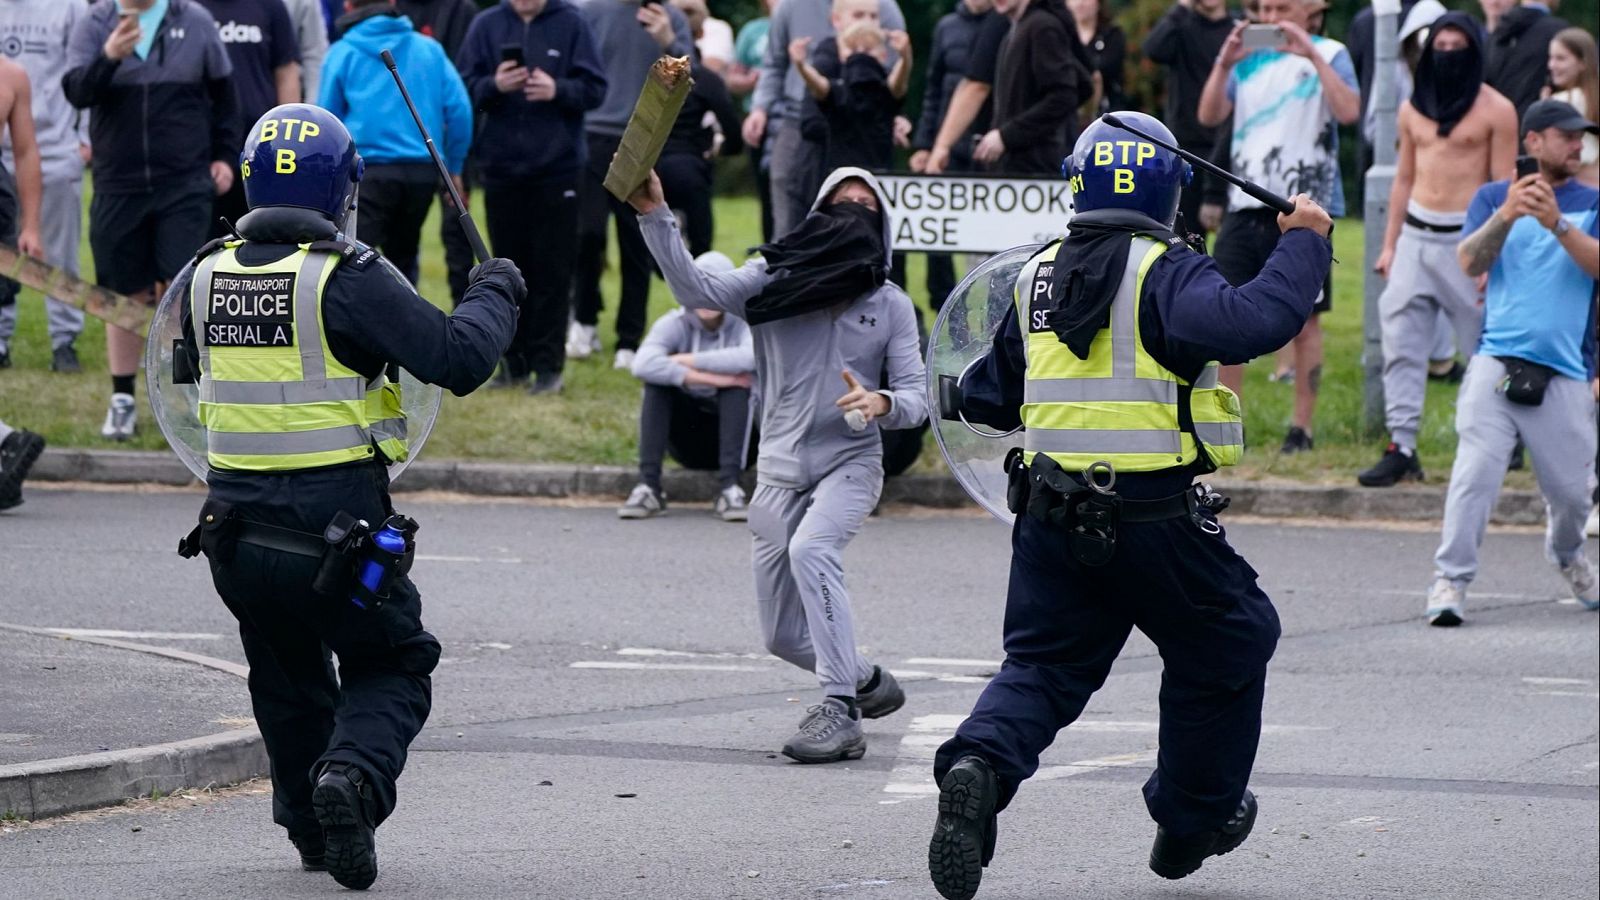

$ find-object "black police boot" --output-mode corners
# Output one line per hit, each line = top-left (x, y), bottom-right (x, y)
(1149, 789), (1258, 880)
(928, 755), (999, 900)
(290, 830), (327, 872)
(312, 764), (378, 890)
(1358, 443), (1425, 487)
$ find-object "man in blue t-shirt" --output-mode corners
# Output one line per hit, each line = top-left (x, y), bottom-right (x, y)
(1427, 99), (1600, 627)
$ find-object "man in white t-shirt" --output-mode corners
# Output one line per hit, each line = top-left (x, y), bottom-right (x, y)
(1197, 0), (1359, 455)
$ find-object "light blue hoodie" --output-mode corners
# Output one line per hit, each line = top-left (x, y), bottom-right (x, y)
(318, 10), (472, 173)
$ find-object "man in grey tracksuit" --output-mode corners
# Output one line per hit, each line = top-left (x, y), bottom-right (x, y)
(0, 0), (89, 373)
(630, 165), (928, 763)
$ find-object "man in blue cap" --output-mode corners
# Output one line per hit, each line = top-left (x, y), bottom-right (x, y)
(927, 112), (1333, 899)
(169, 104), (525, 891)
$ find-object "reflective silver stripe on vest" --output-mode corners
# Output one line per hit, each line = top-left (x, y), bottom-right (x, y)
(1195, 420), (1244, 446)
(370, 417), (407, 442)
(1109, 239), (1154, 378)
(1193, 364), (1219, 389)
(1026, 427), (1183, 454)
(201, 377), (369, 405)
(207, 423), (372, 456)
(295, 253), (334, 381)
(1024, 377), (1178, 404)
(192, 251), (225, 377)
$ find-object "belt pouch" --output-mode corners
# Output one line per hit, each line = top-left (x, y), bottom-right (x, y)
(1496, 356), (1554, 406)
(311, 511), (366, 597)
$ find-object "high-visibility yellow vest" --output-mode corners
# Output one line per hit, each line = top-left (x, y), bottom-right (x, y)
(192, 243), (409, 473)
(1013, 235), (1244, 473)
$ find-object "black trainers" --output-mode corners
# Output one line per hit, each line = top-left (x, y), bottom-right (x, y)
(1279, 426), (1313, 455)
(312, 764), (378, 890)
(0, 347), (9, 368)
(1508, 440), (1525, 471)
(1427, 360), (1465, 383)
(856, 665), (906, 719)
(1, 429), (46, 500)
(928, 755), (999, 900)
(290, 831), (327, 872)
(51, 344), (81, 373)
(1358, 443), (1424, 487)
(1149, 789), (1258, 880)
(527, 372), (563, 395)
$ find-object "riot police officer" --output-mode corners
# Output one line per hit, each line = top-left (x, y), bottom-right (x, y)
(171, 104), (525, 890)
(926, 112), (1333, 900)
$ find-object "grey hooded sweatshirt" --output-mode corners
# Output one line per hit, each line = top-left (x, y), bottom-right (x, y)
(631, 307), (755, 399)
(637, 166), (928, 489)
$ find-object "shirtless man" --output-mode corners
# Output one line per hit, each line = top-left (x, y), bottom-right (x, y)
(0, 54), (47, 352)
(1359, 12), (1517, 487)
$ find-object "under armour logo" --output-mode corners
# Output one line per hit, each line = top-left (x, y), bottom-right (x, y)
(170, 27), (187, 40)
(859, 315), (876, 327)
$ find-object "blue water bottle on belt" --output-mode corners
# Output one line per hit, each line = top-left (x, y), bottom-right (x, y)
(352, 515), (418, 609)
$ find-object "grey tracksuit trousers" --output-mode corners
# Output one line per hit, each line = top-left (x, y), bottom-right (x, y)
(0, 179), (86, 352)
(1434, 356), (1598, 584)
(750, 458), (882, 697)
(1378, 202), (1484, 449)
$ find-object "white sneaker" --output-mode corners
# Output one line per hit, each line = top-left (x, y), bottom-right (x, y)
(1558, 557), (1599, 611)
(714, 484), (748, 522)
(566, 322), (595, 360)
(617, 482), (666, 519)
(1586, 506), (1598, 538)
(612, 348), (636, 370)
(100, 392), (137, 441)
(1425, 577), (1465, 627)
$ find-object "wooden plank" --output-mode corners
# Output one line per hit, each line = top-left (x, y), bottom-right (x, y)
(603, 55), (694, 203)
(0, 243), (152, 335)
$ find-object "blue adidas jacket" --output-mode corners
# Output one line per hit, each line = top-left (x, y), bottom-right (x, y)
(318, 9), (472, 173)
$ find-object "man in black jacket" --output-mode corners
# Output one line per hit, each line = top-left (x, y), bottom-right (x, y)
(64, 0), (240, 443)
(1143, 0), (1240, 240)
(971, 0), (1090, 175)
(1486, 0), (1568, 123)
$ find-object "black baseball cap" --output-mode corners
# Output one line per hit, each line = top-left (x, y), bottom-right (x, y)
(1522, 99), (1600, 136)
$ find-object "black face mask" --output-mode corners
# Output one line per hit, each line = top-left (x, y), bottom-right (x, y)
(746, 195), (888, 326)
(1411, 15), (1485, 137)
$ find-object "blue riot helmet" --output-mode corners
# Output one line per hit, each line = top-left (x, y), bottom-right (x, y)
(1061, 112), (1191, 225)
(240, 104), (363, 227)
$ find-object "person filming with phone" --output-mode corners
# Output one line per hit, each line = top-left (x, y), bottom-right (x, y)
(457, 0), (607, 394)
(1422, 98), (1600, 626)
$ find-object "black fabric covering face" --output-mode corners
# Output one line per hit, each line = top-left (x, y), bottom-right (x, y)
(747, 201), (888, 326)
(1044, 208), (1186, 360)
(1411, 12), (1485, 137)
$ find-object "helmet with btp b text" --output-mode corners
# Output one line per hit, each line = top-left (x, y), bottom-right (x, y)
(1061, 112), (1191, 226)
(240, 104), (364, 222)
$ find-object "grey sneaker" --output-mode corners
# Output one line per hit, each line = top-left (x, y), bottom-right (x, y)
(100, 393), (136, 441)
(527, 372), (563, 396)
(714, 484), (748, 521)
(781, 698), (865, 764)
(856, 665), (905, 719)
(1426, 577), (1465, 627)
(617, 483), (666, 519)
(1558, 557), (1599, 611)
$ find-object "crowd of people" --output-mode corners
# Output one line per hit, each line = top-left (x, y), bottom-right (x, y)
(0, 0), (1594, 536)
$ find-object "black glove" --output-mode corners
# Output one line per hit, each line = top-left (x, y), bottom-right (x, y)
(469, 258), (527, 306)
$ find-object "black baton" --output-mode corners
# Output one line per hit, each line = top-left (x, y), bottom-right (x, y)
(1102, 113), (1296, 216)
(380, 48), (489, 264)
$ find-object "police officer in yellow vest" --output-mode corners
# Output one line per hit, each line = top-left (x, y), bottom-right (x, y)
(925, 112), (1334, 900)
(172, 105), (525, 891)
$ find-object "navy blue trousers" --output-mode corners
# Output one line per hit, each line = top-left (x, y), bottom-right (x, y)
(934, 508), (1279, 837)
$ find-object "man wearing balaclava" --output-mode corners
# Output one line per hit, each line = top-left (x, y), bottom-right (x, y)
(1359, 12), (1519, 489)
(627, 165), (928, 765)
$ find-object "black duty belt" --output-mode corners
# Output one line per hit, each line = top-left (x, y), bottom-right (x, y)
(1403, 213), (1462, 234)
(234, 519), (325, 557)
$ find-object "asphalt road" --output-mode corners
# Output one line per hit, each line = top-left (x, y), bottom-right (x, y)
(0, 487), (1595, 899)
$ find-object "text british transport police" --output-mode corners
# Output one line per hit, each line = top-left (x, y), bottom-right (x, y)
(205, 272), (297, 348)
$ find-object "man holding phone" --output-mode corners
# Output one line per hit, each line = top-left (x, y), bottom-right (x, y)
(1425, 98), (1600, 625)
(1196, 0), (1357, 456)
(457, 0), (607, 394)
(1359, 13), (1517, 488)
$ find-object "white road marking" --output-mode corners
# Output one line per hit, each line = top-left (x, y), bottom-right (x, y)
(1034, 749), (1159, 782)
(903, 657), (1004, 669)
(1520, 690), (1600, 699)
(1522, 677), (1593, 686)
(1377, 589), (1554, 602)
(569, 661), (772, 673)
(616, 646), (777, 661)
(46, 628), (221, 641)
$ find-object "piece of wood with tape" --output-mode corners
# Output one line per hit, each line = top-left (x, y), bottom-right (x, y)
(603, 55), (694, 203)
(0, 243), (153, 335)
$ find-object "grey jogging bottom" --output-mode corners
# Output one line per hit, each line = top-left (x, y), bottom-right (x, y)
(0, 179), (86, 351)
(1433, 356), (1597, 584)
(749, 458), (882, 697)
(1379, 204), (1484, 450)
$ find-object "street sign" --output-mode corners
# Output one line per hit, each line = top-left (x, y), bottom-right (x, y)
(875, 175), (1071, 254)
